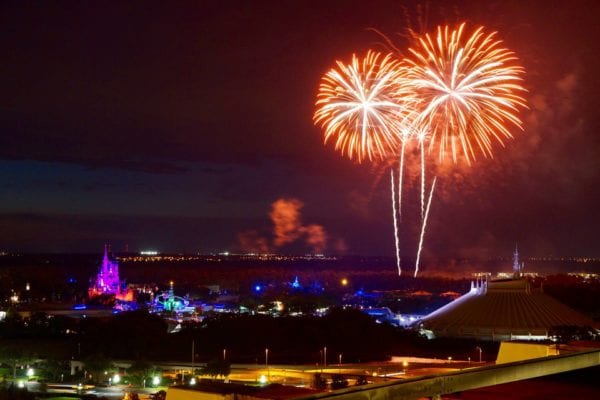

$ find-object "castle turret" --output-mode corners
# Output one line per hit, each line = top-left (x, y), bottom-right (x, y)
(89, 245), (122, 297)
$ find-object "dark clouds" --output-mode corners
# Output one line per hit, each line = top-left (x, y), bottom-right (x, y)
(0, 1), (599, 257)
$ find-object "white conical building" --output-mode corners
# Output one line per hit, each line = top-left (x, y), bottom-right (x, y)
(418, 249), (596, 341)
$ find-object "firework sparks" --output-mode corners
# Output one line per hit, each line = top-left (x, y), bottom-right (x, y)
(314, 51), (409, 162)
(396, 117), (417, 221)
(403, 23), (527, 163)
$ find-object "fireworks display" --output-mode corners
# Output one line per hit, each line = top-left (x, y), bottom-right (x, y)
(403, 23), (527, 163)
(313, 51), (409, 163)
(314, 23), (527, 276)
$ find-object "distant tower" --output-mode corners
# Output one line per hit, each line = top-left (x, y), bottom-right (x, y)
(513, 244), (521, 278)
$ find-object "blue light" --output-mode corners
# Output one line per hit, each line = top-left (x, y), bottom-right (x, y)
(292, 276), (301, 289)
(254, 285), (262, 292)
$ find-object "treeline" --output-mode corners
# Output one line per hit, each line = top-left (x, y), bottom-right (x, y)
(0, 308), (498, 365)
(540, 275), (600, 320)
(0, 254), (473, 302)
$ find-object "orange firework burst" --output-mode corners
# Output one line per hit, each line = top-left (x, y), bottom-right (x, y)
(314, 51), (411, 163)
(402, 23), (527, 163)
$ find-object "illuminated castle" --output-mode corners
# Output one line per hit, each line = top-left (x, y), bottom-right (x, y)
(89, 245), (122, 298)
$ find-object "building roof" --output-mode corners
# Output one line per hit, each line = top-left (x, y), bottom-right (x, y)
(419, 279), (595, 340)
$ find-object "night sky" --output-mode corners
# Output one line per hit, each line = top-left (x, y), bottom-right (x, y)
(1, 1), (599, 258)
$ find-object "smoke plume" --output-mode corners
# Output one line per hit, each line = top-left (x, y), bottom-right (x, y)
(270, 198), (304, 247)
(236, 197), (332, 254)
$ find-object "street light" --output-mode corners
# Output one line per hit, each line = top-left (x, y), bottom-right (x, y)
(265, 348), (269, 381)
(319, 350), (323, 373)
(323, 346), (327, 367)
(152, 376), (160, 386)
(476, 346), (482, 363)
(338, 354), (342, 375)
(265, 348), (269, 368)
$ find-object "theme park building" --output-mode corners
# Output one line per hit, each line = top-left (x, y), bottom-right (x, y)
(418, 248), (596, 341)
(89, 245), (132, 301)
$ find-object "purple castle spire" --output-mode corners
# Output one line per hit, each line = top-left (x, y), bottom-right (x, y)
(89, 245), (122, 297)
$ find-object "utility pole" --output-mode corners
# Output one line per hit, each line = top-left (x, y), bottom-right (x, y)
(192, 340), (195, 375)
(265, 348), (269, 381)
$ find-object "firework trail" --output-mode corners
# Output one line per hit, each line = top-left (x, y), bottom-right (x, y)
(393, 140), (406, 276)
(397, 138), (407, 221)
(420, 138), (425, 218)
(414, 176), (436, 277)
(390, 169), (401, 275)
